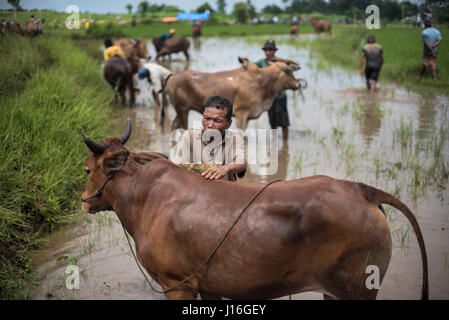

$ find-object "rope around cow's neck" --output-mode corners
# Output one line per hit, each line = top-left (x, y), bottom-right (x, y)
(121, 179), (281, 296)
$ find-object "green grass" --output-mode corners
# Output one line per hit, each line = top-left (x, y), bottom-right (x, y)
(308, 25), (449, 96)
(0, 36), (49, 98)
(0, 34), (114, 299)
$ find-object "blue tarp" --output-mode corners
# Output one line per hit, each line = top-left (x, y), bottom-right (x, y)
(176, 12), (210, 21)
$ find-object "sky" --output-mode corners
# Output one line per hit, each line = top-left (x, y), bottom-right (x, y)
(0, 0), (290, 14)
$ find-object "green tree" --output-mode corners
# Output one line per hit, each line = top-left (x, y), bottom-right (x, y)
(163, 5), (181, 12)
(149, 4), (160, 12)
(233, 2), (250, 23)
(246, 0), (256, 19)
(138, 1), (149, 17)
(196, 2), (215, 13)
(126, 4), (133, 14)
(262, 4), (283, 14)
(402, 1), (418, 17)
(217, 0), (226, 14)
(379, 0), (402, 21)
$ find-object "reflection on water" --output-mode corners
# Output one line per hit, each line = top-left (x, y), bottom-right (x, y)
(32, 36), (449, 300)
(193, 38), (201, 51)
(417, 98), (437, 141)
(359, 93), (383, 146)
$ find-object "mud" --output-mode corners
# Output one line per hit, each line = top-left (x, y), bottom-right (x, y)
(31, 35), (449, 300)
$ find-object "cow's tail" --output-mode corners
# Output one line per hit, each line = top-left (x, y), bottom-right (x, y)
(358, 182), (429, 300)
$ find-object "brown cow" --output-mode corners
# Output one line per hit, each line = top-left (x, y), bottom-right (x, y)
(114, 38), (150, 60)
(103, 55), (141, 106)
(81, 121), (428, 300)
(153, 36), (190, 61)
(165, 57), (300, 130)
(4, 21), (25, 36)
(26, 20), (42, 37)
(308, 17), (332, 35)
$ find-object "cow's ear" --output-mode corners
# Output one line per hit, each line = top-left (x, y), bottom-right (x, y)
(102, 150), (128, 175)
(238, 57), (248, 66)
(238, 56), (248, 70)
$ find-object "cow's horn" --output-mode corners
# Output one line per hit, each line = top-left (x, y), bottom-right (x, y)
(119, 119), (132, 145)
(83, 133), (105, 154)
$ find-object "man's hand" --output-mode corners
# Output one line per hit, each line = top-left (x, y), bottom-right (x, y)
(202, 166), (228, 180)
(360, 68), (365, 76)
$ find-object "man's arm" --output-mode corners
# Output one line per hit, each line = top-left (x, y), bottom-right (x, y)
(424, 41), (434, 51)
(424, 41), (438, 56)
(360, 51), (365, 75)
(431, 40), (441, 48)
(202, 133), (247, 180)
(380, 52), (384, 70)
(152, 90), (161, 110)
(201, 161), (247, 180)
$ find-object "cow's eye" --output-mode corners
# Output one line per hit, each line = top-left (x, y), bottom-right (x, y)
(85, 169), (91, 175)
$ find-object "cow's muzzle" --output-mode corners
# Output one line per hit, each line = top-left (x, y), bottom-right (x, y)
(81, 174), (114, 203)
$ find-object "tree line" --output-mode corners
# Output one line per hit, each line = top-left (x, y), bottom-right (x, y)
(261, 0), (448, 23)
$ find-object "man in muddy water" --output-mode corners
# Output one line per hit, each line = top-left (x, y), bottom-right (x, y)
(137, 63), (173, 112)
(420, 20), (442, 80)
(103, 38), (126, 61)
(173, 96), (247, 181)
(250, 40), (290, 140)
(360, 35), (383, 93)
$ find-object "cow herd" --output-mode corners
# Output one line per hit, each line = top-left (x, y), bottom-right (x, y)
(1, 19), (42, 37)
(103, 37), (303, 130)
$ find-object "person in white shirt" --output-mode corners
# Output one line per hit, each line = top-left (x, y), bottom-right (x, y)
(137, 63), (173, 112)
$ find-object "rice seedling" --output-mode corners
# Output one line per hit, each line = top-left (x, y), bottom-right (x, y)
(394, 118), (414, 149)
(294, 153), (304, 175)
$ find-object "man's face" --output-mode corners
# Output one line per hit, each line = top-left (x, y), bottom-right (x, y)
(202, 107), (231, 137)
(264, 48), (275, 60)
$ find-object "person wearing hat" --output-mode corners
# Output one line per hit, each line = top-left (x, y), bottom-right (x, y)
(420, 20), (442, 80)
(157, 29), (176, 52)
(254, 40), (290, 140)
(137, 63), (173, 112)
(360, 35), (383, 92)
(103, 38), (126, 61)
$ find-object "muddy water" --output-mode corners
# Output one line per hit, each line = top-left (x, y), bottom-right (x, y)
(31, 35), (449, 300)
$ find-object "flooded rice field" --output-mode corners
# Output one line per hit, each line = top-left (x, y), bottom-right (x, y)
(31, 35), (449, 300)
